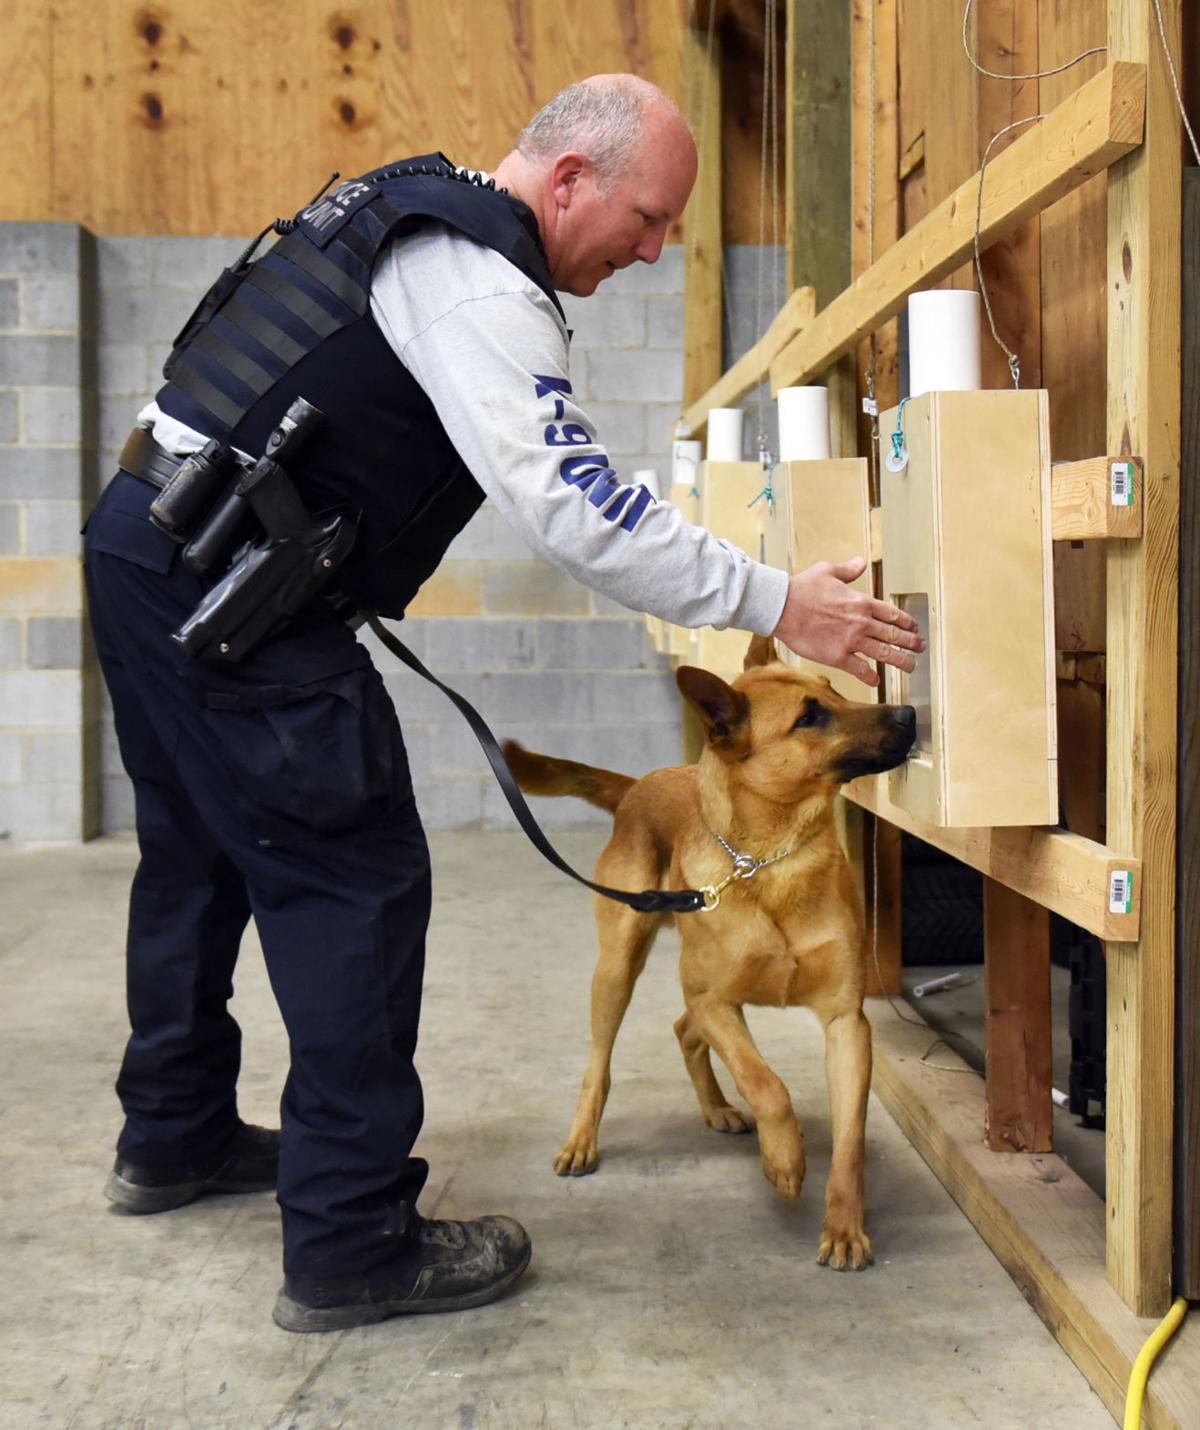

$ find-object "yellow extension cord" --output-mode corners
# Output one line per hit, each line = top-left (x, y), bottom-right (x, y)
(1122, 1296), (1188, 1429)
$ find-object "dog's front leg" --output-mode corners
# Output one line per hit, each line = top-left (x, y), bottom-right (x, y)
(817, 1009), (874, 1270)
(691, 998), (805, 1198)
(555, 905), (658, 1177)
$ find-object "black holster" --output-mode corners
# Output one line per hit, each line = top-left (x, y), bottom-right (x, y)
(171, 398), (357, 661)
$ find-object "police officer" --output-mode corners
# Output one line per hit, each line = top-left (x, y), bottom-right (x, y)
(85, 73), (922, 1333)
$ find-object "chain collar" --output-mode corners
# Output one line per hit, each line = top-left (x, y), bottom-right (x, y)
(700, 830), (798, 912)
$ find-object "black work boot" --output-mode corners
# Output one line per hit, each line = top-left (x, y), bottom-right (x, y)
(273, 1214), (532, 1332)
(105, 1123), (279, 1214)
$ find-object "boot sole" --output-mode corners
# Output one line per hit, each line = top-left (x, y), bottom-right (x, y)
(105, 1170), (276, 1214)
(272, 1242), (533, 1332)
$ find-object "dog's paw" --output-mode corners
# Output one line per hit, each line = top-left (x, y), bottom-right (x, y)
(553, 1135), (600, 1177)
(705, 1105), (754, 1134)
(817, 1224), (874, 1271)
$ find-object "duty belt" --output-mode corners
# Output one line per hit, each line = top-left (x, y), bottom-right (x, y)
(119, 426), (254, 491)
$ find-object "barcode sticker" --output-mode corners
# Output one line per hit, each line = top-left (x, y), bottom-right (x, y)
(862, 396), (879, 417)
(1110, 461), (1134, 507)
(1109, 869), (1134, 915)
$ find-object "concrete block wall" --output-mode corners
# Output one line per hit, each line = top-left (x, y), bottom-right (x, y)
(0, 223), (101, 842)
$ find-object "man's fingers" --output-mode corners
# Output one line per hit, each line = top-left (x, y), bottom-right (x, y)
(839, 654), (880, 688)
(866, 640), (917, 674)
(865, 619), (924, 653)
(868, 598), (920, 634)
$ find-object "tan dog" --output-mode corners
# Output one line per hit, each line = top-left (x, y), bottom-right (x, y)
(503, 637), (916, 1270)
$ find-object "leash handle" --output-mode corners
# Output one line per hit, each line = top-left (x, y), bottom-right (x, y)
(367, 617), (706, 916)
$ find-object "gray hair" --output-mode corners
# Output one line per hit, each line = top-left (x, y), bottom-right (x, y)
(517, 76), (684, 187)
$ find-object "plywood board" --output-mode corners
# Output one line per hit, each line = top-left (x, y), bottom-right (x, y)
(696, 461), (767, 681)
(783, 457), (876, 701)
(879, 390), (1057, 828)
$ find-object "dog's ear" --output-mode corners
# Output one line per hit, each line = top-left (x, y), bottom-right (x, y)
(743, 633), (776, 670)
(676, 666), (750, 754)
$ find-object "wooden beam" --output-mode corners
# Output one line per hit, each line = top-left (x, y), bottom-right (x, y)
(769, 62), (1146, 392)
(868, 997), (1200, 1429)
(983, 880), (1053, 1154)
(1104, 0), (1181, 1317)
(1051, 456), (1144, 539)
(785, 0), (851, 305)
(677, 286), (816, 437)
(843, 776), (1141, 944)
(682, 18), (724, 410)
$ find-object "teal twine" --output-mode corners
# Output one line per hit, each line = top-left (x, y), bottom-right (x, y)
(890, 396), (912, 467)
(748, 465), (776, 510)
(689, 485), (700, 499)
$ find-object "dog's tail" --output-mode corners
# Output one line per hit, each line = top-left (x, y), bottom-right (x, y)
(501, 740), (635, 815)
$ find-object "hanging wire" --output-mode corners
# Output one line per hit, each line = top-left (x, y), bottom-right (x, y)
(863, 0), (881, 496)
(972, 114), (1044, 389)
(754, 0), (775, 457)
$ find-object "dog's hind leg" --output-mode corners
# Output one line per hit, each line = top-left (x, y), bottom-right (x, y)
(816, 1008), (874, 1270)
(673, 1008), (754, 1134)
(555, 894), (662, 1177)
(689, 998), (806, 1199)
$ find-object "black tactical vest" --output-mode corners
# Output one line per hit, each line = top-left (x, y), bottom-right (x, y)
(154, 155), (564, 616)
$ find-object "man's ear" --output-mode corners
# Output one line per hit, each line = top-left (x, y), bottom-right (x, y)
(743, 633), (776, 670)
(676, 666), (750, 755)
(549, 151), (588, 209)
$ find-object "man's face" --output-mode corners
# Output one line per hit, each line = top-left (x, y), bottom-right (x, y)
(547, 113), (698, 297)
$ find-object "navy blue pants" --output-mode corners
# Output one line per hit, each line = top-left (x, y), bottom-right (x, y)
(85, 471), (431, 1277)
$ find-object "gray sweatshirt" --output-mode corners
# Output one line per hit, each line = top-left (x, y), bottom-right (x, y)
(139, 221), (790, 635)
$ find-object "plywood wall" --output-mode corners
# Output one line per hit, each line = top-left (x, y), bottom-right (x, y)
(0, 0), (775, 242)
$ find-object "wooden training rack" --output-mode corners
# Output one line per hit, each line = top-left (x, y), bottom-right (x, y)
(670, 2), (1194, 1422)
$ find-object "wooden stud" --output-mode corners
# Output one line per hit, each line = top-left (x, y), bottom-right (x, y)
(785, 0), (852, 306)
(983, 879), (1053, 1154)
(1103, 0), (1181, 1318)
(681, 16), (724, 412)
(843, 775), (1141, 944)
(770, 62), (1146, 392)
(1050, 457), (1143, 540)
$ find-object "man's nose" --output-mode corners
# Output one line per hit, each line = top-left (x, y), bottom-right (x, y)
(635, 229), (666, 264)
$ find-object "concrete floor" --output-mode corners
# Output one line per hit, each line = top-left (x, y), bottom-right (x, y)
(1, 830), (1112, 1429)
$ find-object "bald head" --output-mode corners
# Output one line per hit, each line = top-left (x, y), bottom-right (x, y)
(517, 74), (690, 191)
(493, 73), (697, 296)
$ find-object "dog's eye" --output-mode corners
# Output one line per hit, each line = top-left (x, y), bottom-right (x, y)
(791, 699), (827, 731)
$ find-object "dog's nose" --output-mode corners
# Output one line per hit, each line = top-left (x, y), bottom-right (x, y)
(890, 706), (917, 729)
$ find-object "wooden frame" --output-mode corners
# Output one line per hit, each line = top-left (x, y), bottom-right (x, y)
(672, 0), (1185, 1388)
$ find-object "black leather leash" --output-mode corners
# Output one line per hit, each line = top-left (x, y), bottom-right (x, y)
(366, 616), (708, 915)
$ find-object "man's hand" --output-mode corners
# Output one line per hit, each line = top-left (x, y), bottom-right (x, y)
(771, 557), (925, 689)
